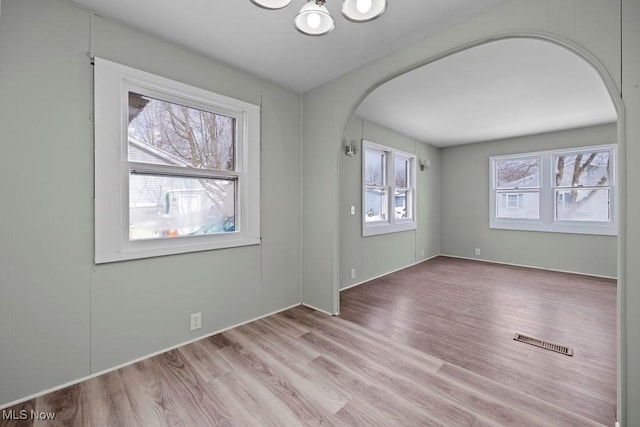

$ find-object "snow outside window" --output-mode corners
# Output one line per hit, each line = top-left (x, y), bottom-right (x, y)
(363, 140), (416, 237)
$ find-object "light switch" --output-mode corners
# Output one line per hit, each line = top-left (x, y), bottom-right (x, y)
(350, 206), (355, 215)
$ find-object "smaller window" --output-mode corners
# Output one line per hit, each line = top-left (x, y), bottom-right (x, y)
(362, 140), (416, 236)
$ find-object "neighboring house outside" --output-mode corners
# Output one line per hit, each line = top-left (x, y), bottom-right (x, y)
(128, 137), (235, 240)
(497, 161), (610, 222)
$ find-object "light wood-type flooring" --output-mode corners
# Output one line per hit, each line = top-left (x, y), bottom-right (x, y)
(339, 256), (617, 426)
(1, 257), (616, 426)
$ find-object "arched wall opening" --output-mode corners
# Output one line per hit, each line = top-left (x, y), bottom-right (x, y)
(333, 34), (625, 422)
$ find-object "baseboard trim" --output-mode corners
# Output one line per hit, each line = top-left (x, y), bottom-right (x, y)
(301, 302), (336, 316)
(0, 302), (302, 411)
(340, 254), (440, 292)
(439, 254), (618, 280)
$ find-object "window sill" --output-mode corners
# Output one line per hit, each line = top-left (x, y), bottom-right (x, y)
(363, 221), (417, 237)
(489, 220), (617, 236)
(95, 235), (261, 264)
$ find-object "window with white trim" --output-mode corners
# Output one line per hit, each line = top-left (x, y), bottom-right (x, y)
(363, 140), (416, 236)
(94, 58), (261, 263)
(490, 144), (616, 236)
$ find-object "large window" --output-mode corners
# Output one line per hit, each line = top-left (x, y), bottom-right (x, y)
(95, 58), (260, 263)
(490, 144), (616, 235)
(363, 140), (416, 236)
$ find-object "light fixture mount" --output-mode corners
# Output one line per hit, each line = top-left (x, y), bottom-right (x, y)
(251, 0), (387, 36)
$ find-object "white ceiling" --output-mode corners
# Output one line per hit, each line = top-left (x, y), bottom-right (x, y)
(68, 0), (505, 93)
(356, 38), (617, 146)
(68, 1), (617, 147)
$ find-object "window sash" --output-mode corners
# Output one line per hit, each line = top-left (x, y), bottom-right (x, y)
(128, 172), (238, 241)
(364, 185), (389, 223)
(126, 89), (238, 173)
(494, 155), (541, 190)
(553, 187), (611, 222)
(495, 190), (540, 220)
(364, 147), (387, 186)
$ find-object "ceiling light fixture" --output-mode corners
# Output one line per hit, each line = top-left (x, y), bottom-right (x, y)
(251, 0), (387, 36)
(295, 1), (334, 36)
(341, 0), (387, 22)
(250, 0), (293, 10)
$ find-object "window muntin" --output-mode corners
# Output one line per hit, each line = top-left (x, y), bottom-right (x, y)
(95, 58), (260, 263)
(490, 144), (616, 236)
(362, 141), (416, 236)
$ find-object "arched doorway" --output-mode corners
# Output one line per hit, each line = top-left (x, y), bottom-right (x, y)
(336, 35), (624, 424)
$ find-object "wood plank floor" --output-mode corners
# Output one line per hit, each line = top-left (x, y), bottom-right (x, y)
(339, 256), (617, 426)
(1, 257), (616, 426)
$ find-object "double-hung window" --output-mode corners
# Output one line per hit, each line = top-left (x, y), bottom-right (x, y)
(363, 140), (416, 236)
(490, 144), (616, 235)
(94, 58), (260, 263)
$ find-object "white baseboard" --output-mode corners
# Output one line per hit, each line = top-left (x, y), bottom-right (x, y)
(301, 302), (336, 316)
(439, 254), (617, 280)
(0, 302), (301, 411)
(340, 254), (440, 292)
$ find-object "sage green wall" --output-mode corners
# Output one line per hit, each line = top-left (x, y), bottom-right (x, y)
(622, 0), (640, 423)
(301, 0), (639, 423)
(440, 123), (617, 277)
(0, 0), (302, 406)
(339, 117), (440, 290)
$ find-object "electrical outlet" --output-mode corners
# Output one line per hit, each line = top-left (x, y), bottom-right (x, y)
(421, 249), (425, 257)
(350, 206), (355, 216)
(190, 312), (201, 331)
(475, 248), (481, 256)
(350, 268), (356, 279)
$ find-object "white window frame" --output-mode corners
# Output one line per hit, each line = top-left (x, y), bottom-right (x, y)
(362, 140), (416, 237)
(490, 144), (617, 236)
(94, 58), (261, 263)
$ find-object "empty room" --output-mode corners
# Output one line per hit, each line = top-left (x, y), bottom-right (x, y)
(0, 1), (639, 426)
